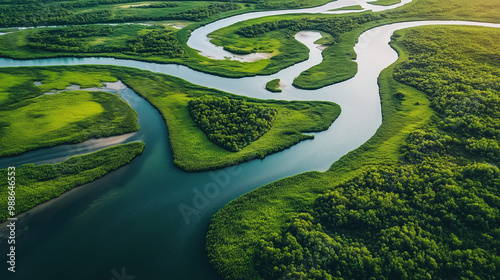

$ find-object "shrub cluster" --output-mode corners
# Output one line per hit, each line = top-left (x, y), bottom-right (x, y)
(188, 97), (277, 152)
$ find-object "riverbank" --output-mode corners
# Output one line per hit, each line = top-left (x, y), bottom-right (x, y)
(0, 141), (145, 223)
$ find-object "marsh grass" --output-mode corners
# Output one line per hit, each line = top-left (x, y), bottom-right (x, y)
(0, 68), (139, 157)
(0, 142), (145, 223)
(265, 79), (282, 92)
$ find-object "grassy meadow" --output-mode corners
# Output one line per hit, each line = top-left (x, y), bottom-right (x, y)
(329, 5), (364, 11)
(0, 68), (139, 157)
(369, 0), (402, 6)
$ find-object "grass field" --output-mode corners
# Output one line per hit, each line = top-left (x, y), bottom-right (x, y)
(369, 0), (402, 6)
(0, 142), (145, 223)
(330, 5), (364, 11)
(205, 24), (500, 279)
(0, 68), (139, 157)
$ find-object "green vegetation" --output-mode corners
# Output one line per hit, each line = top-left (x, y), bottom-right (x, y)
(254, 0), (335, 9)
(189, 96), (277, 152)
(393, 26), (500, 164)
(255, 160), (500, 279)
(0, 1), (242, 27)
(368, 0), (401, 6)
(0, 24), (188, 59)
(27, 25), (187, 58)
(206, 26), (500, 279)
(113, 66), (341, 171)
(265, 79), (282, 92)
(0, 68), (139, 157)
(0, 141), (145, 223)
(130, 2), (180, 8)
(329, 5), (364, 11)
(234, 14), (380, 38)
(206, 0), (500, 88)
(384, 0), (500, 22)
(0, 64), (339, 171)
(0, 0), (339, 28)
(1, 0), (500, 83)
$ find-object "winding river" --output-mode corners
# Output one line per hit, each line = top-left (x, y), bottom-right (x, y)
(1, 0), (500, 279)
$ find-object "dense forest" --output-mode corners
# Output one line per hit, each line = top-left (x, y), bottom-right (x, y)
(0, 2), (240, 27)
(255, 160), (500, 279)
(188, 96), (277, 152)
(0, 141), (145, 222)
(247, 26), (500, 280)
(392, 27), (500, 164)
(27, 25), (187, 57)
(236, 14), (381, 41)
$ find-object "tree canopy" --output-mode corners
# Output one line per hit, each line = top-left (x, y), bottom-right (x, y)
(188, 96), (277, 152)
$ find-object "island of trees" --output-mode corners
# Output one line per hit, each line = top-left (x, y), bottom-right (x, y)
(189, 96), (277, 152)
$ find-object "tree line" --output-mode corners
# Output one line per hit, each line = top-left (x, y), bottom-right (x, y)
(236, 14), (382, 42)
(27, 25), (187, 58)
(130, 3), (180, 8)
(0, 2), (240, 27)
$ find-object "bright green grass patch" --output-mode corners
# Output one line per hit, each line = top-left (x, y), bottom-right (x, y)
(0, 68), (139, 157)
(0, 142), (145, 223)
(1, 91), (103, 147)
(292, 29), (358, 89)
(208, 26), (308, 74)
(385, 0), (500, 22)
(368, 0), (401, 6)
(330, 5), (364, 11)
(265, 79), (282, 92)
(103, 1), (215, 18)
